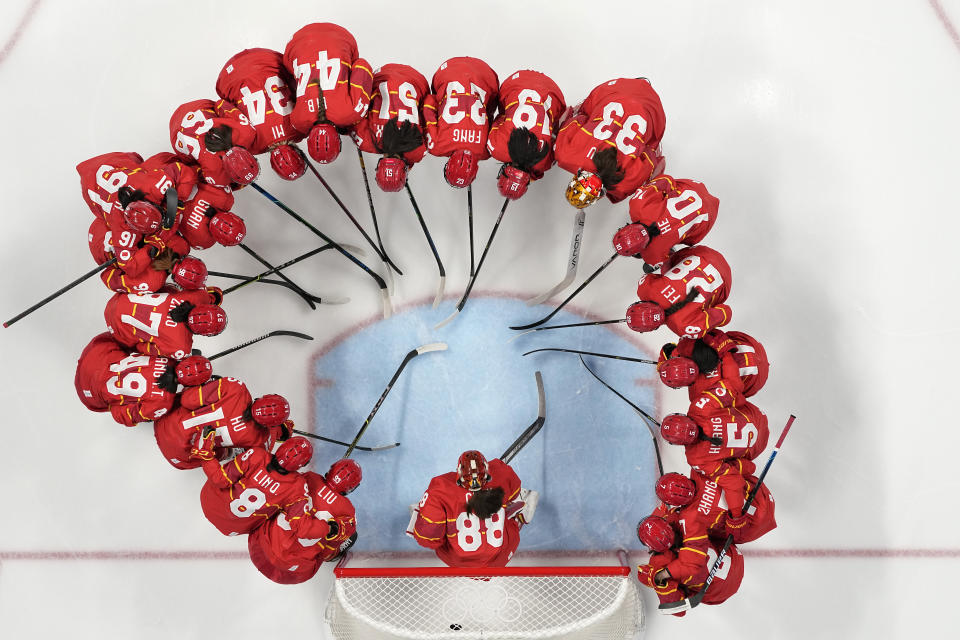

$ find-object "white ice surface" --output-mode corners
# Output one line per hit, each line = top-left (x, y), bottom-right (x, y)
(1, 0), (959, 638)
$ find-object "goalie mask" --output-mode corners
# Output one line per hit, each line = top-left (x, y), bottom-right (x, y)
(457, 450), (489, 491)
(564, 169), (603, 209)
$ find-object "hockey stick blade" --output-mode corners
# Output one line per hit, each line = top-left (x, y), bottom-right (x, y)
(525, 209), (586, 306)
(433, 308), (459, 330)
(208, 330), (314, 361)
(432, 276), (446, 310)
(500, 371), (546, 464)
(523, 348), (656, 365)
(292, 429), (399, 452)
(416, 342), (449, 355)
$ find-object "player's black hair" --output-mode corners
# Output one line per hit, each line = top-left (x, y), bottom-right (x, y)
(379, 117), (422, 157)
(157, 364), (179, 393)
(313, 91), (328, 125)
(465, 487), (505, 520)
(698, 428), (725, 447)
(592, 146), (625, 189)
(204, 125), (234, 153)
(660, 342), (677, 359)
(507, 127), (549, 172)
(267, 458), (290, 475)
(690, 339), (721, 374)
(117, 186), (146, 209)
(167, 302), (195, 323)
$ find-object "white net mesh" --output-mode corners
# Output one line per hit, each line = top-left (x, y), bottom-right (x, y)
(325, 565), (643, 640)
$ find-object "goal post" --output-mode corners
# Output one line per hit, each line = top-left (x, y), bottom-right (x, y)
(325, 556), (644, 639)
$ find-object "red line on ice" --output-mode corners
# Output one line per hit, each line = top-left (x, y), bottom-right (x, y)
(0, 0), (43, 66)
(929, 0), (960, 53)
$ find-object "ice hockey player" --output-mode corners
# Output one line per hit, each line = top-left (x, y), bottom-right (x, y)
(153, 381), (292, 470)
(659, 403), (770, 479)
(216, 48), (306, 180)
(658, 329), (769, 398)
(408, 450), (538, 567)
(555, 78), (666, 209)
(247, 459), (361, 584)
(103, 287), (227, 360)
(283, 22), (374, 164)
(486, 70), (565, 199)
(626, 245), (732, 339)
(636, 515), (744, 615)
(422, 56), (499, 188)
(196, 436), (335, 538)
(351, 63), (429, 191)
(613, 175), (719, 272)
(74, 332), (181, 426)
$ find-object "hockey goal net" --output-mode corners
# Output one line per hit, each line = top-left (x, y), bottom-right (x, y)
(325, 555), (644, 639)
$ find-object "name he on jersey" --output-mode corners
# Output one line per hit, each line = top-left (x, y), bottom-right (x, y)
(252, 469), (282, 495)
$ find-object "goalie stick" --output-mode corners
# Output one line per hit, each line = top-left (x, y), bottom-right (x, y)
(523, 348), (656, 365)
(434, 198), (511, 329)
(525, 209), (585, 306)
(511, 252), (619, 330)
(249, 181), (392, 319)
(207, 330), (314, 361)
(500, 371), (546, 464)
(4, 257), (117, 328)
(343, 342), (448, 457)
(579, 356), (663, 475)
(405, 182), (446, 308)
(356, 149), (395, 296)
(292, 429), (399, 452)
(658, 414), (797, 614)
(236, 242), (319, 310)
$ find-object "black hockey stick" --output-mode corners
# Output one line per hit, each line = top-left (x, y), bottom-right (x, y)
(405, 181), (446, 308)
(237, 243), (318, 310)
(658, 414), (797, 614)
(4, 257), (117, 328)
(218, 242), (364, 298)
(343, 342), (448, 457)
(207, 330), (314, 361)
(435, 198), (511, 329)
(292, 429), (399, 452)
(467, 184), (475, 277)
(511, 252), (619, 330)
(249, 181), (392, 318)
(508, 318), (626, 343)
(579, 356), (663, 475)
(304, 157), (403, 275)
(356, 148), (395, 295)
(500, 371), (546, 464)
(523, 348), (656, 365)
(526, 209), (585, 305)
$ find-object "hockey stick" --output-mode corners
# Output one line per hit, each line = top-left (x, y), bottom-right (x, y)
(207, 330), (314, 361)
(658, 414), (797, 614)
(356, 148), (395, 296)
(304, 157), (403, 275)
(467, 184), (475, 277)
(525, 209), (585, 306)
(343, 342), (449, 457)
(508, 318), (626, 343)
(237, 243), (318, 310)
(523, 348), (655, 364)
(579, 356), (663, 475)
(404, 182), (446, 308)
(511, 252), (619, 330)
(249, 182), (392, 319)
(4, 257), (117, 328)
(292, 429), (399, 452)
(212, 271), (332, 300)
(435, 198), (511, 329)
(218, 243), (364, 298)
(500, 371), (546, 464)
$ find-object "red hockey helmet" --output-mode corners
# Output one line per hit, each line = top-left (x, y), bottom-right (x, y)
(174, 355), (213, 386)
(123, 200), (163, 234)
(275, 436), (313, 471)
(171, 256), (208, 290)
(625, 301), (665, 333)
(327, 458), (362, 495)
(307, 123), (341, 164)
(222, 146), (260, 185)
(658, 356), (698, 388)
(375, 157), (408, 192)
(444, 150), (479, 188)
(637, 516), (676, 552)
(251, 394), (291, 427)
(496, 164), (530, 200)
(186, 304), (227, 336)
(208, 211), (246, 246)
(270, 144), (307, 181)
(656, 472), (696, 507)
(457, 450), (489, 491)
(660, 414), (699, 446)
(612, 224), (651, 257)
(565, 169), (604, 209)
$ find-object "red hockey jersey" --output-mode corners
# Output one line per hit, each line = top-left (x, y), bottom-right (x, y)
(351, 63), (429, 165)
(423, 57), (499, 158)
(103, 289), (219, 360)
